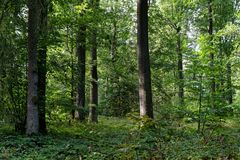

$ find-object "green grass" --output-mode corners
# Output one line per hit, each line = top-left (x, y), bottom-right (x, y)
(1, 116), (240, 159)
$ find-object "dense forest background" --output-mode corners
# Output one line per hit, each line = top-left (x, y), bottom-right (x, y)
(1, 0), (240, 159)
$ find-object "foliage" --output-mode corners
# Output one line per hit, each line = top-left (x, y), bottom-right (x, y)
(1, 116), (240, 159)
(1, 0), (240, 158)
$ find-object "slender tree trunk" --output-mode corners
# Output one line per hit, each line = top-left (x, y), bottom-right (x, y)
(208, 0), (215, 108)
(66, 27), (76, 120)
(89, 0), (99, 123)
(176, 27), (184, 106)
(77, 0), (86, 122)
(26, 0), (40, 135)
(225, 19), (235, 105)
(137, 0), (153, 118)
(109, 0), (117, 62)
(110, 21), (117, 62)
(71, 48), (75, 119)
(77, 26), (86, 122)
(218, 39), (226, 105)
(198, 76), (203, 132)
(226, 62), (233, 104)
(37, 0), (48, 134)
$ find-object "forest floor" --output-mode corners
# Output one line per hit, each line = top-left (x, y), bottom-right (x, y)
(1, 116), (240, 159)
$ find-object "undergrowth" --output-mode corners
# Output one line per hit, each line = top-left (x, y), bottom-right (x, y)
(1, 116), (240, 159)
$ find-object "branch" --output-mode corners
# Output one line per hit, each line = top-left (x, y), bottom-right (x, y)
(156, 10), (178, 31)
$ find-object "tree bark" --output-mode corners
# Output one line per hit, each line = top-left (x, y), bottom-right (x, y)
(89, 0), (99, 123)
(176, 27), (184, 106)
(226, 62), (232, 104)
(77, 27), (86, 122)
(137, 0), (153, 118)
(26, 0), (40, 135)
(208, 0), (215, 108)
(198, 76), (203, 132)
(76, 0), (86, 122)
(66, 27), (76, 120)
(225, 19), (235, 105)
(37, 0), (48, 134)
(71, 42), (75, 119)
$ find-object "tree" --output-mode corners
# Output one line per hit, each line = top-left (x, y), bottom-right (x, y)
(89, 0), (99, 123)
(0, 0), (28, 133)
(37, 0), (48, 134)
(208, 0), (215, 109)
(76, 0), (86, 122)
(158, 0), (186, 106)
(97, 0), (138, 117)
(137, 0), (153, 118)
(177, 26), (184, 106)
(26, 0), (40, 135)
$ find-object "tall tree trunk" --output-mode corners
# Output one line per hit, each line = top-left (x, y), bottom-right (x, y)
(71, 45), (75, 119)
(26, 0), (40, 135)
(110, 21), (117, 62)
(77, 0), (86, 122)
(198, 75), (203, 132)
(176, 27), (184, 106)
(218, 38), (225, 105)
(89, 0), (99, 123)
(226, 62), (232, 104)
(89, 31), (98, 123)
(225, 18), (235, 105)
(37, 0), (48, 134)
(208, 0), (215, 108)
(77, 27), (86, 122)
(137, 0), (153, 118)
(66, 27), (76, 120)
